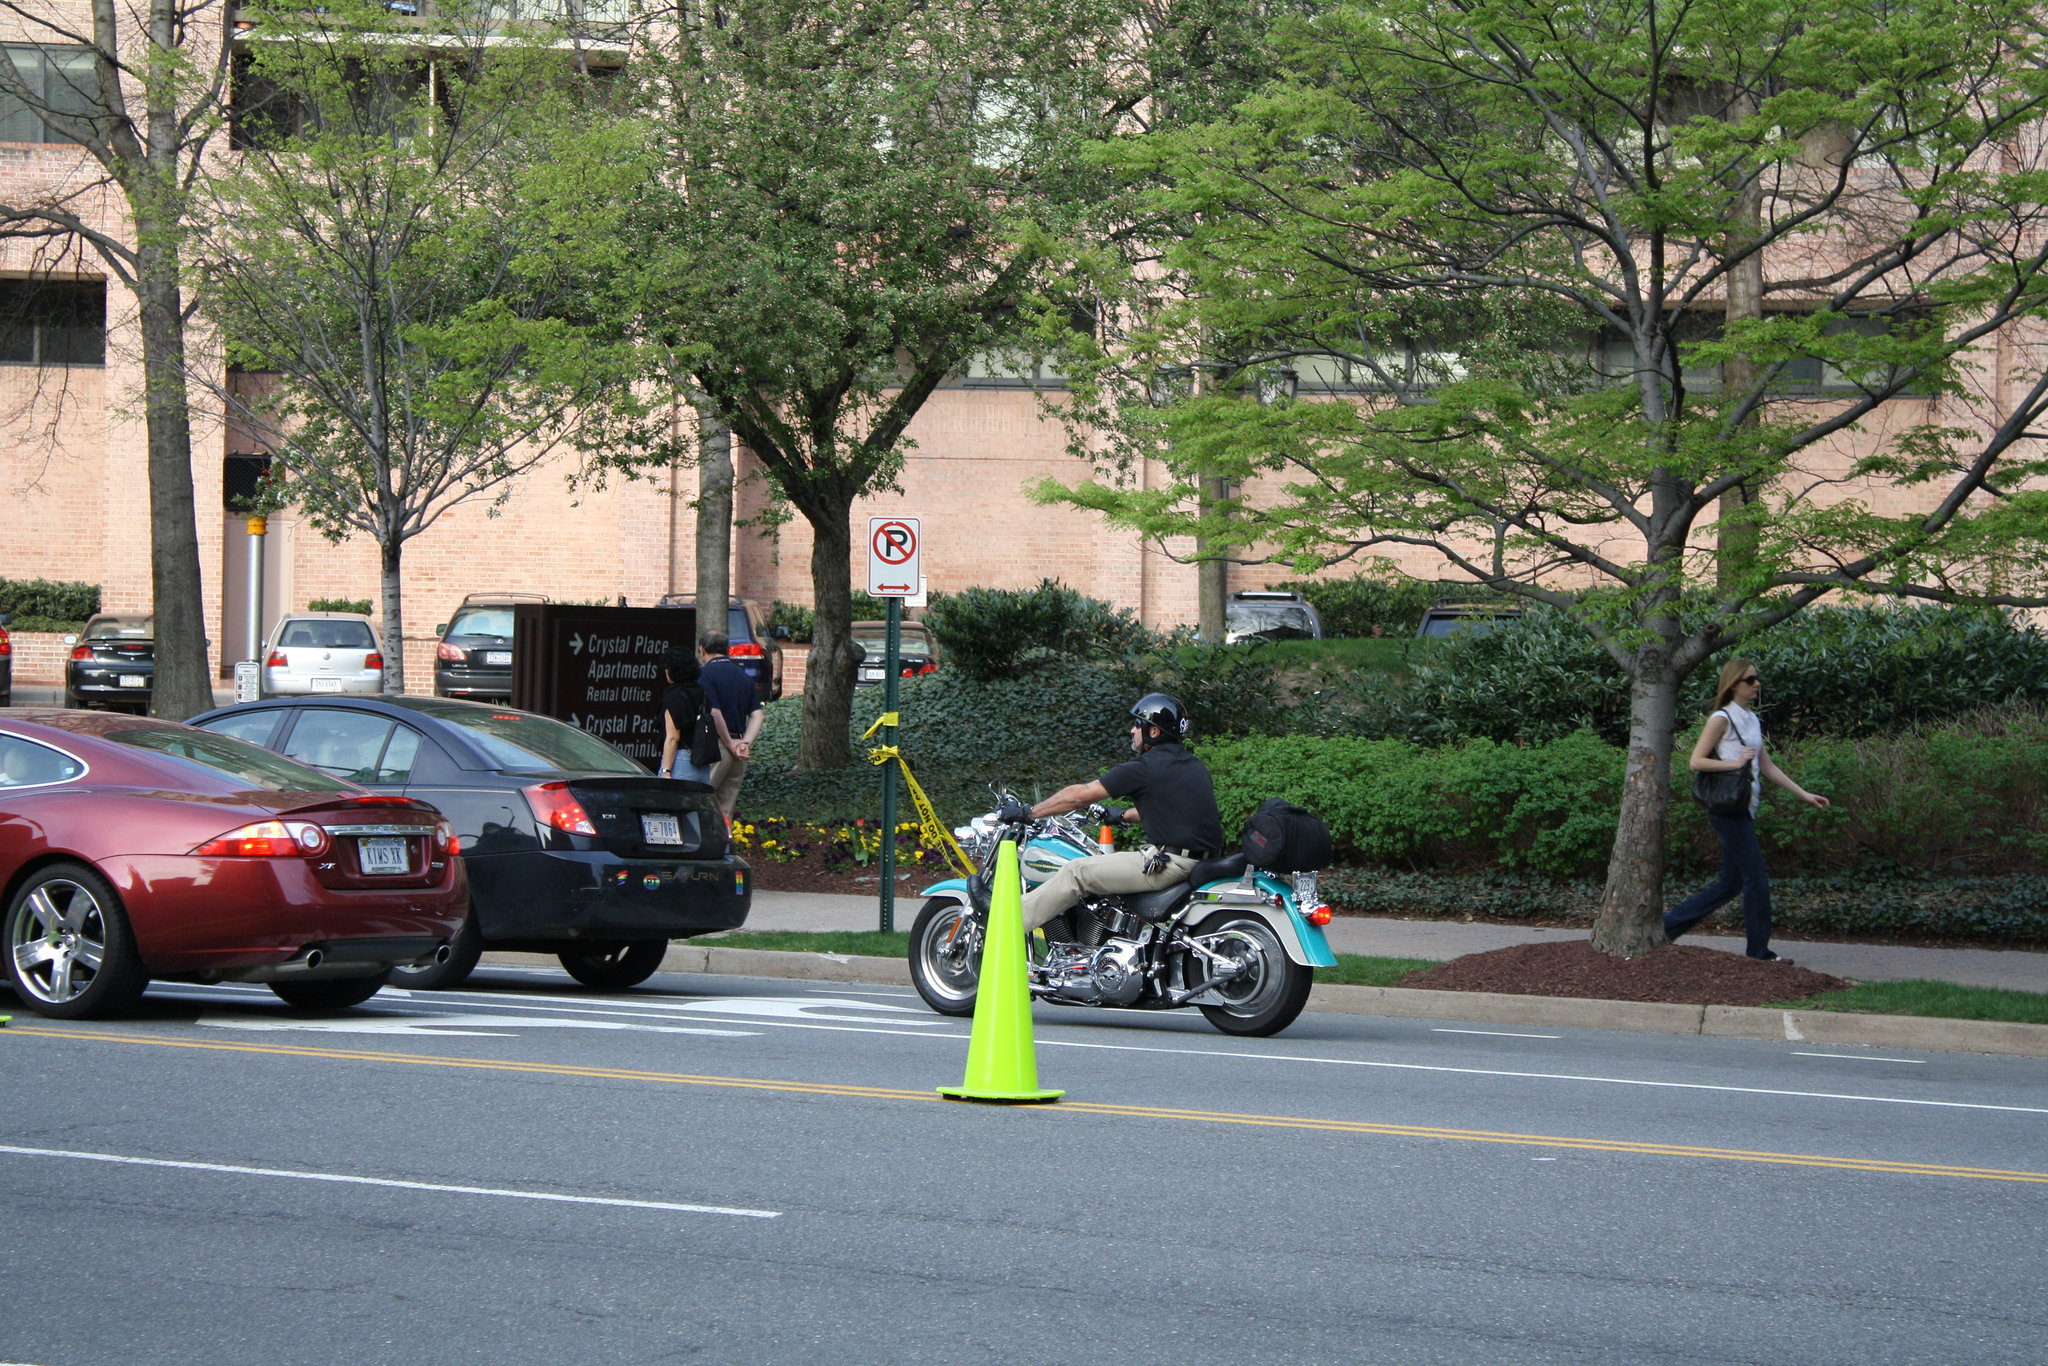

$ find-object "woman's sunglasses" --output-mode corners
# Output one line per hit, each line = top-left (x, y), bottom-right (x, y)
(1740, 675), (1761, 685)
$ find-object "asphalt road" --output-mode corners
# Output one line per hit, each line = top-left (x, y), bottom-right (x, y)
(1, 966), (2043, 1365)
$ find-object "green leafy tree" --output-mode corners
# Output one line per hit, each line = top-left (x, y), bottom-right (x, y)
(197, 3), (625, 691)
(601, 0), (1133, 768)
(0, 0), (240, 716)
(1045, 0), (2048, 954)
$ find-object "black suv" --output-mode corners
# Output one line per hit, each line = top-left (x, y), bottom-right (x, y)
(434, 593), (546, 701)
(655, 595), (786, 701)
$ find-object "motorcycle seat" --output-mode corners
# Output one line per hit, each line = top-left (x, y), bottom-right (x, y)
(1187, 852), (1249, 887)
(1127, 883), (1194, 922)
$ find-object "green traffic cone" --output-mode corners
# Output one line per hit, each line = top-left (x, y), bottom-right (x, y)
(938, 838), (1063, 1104)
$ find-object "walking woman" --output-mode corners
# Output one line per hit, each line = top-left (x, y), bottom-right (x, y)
(1665, 658), (1831, 962)
(657, 647), (713, 785)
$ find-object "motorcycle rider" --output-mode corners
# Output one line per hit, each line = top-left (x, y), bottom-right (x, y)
(1006, 693), (1226, 933)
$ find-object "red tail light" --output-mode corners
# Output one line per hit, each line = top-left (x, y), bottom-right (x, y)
(267, 651), (288, 667)
(522, 781), (597, 835)
(192, 819), (329, 858)
(364, 652), (384, 670)
(728, 641), (764, 658)
(437, 642), (464, 661)
(1305, 903), (1334, 927)
(71, 645), (93, 661)
(0, 628), (10, 656)
(434, 819), (459, 855)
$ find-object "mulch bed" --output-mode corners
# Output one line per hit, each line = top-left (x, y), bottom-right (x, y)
(1399, 941), (1849, 1007)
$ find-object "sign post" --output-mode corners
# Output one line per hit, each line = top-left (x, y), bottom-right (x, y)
(867, 517), (921, 934)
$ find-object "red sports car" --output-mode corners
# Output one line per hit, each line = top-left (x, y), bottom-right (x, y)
(0, 710), (468, 1019)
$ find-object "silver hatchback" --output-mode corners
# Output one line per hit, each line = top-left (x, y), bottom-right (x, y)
(262, 613), (386, 697)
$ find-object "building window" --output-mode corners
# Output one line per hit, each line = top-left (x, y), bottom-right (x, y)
(0, 278), (106, 367)
(0, 45), (96, 146)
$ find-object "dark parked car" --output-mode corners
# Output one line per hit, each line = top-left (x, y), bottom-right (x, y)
(434, 592), (545, 701)
(1415, 602), (1524, 639)
(655, 594), (786, 701)
(187, 695), (753, 992)
(852, 620), (939, 687)
(0, 710), (467, 1018)
(0, 616), (12, 706)
(64, 613), (155, 711)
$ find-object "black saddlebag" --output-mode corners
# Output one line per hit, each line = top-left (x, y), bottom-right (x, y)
(1239, 798), (1333, 873)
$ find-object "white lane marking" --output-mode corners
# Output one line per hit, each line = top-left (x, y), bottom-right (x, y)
(0, 1144), (779, 1219)
(1793, 1052), (1927, 1065)
(199, 1015), (758, 1038)
(1030, 1037), (2048, 1116)
(803, 988), (920, 999)
(1433, 1028), (1562, 1040)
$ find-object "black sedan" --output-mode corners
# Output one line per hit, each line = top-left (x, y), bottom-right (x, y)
(65, 613), (154, 711)
(186, 695), (752, 990)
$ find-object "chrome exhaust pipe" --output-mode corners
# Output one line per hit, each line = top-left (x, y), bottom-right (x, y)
(305, 948), (324, 971)
(434, 944), (452, 965)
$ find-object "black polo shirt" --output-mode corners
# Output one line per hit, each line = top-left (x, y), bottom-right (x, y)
(1100, 743), (1224, 854)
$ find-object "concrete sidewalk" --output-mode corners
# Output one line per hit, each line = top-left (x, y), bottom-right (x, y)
(725, 889), (2048, 993)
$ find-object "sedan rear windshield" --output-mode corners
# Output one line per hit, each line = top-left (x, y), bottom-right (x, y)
(280, 619), (375, 649)
(447, 608), (515, 637)
(853, 627), (933, 653)
(107, 727), (346, 791)
(85, 616), (154, 639)
(420, 706), (642, 774)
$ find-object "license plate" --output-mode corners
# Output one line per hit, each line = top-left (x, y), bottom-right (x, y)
(119, 674), (147, 689)
(358, 837), (409, 875)
(859, 668), (882, 681)
(310, 676), (343, 692)
(641, 814), (683, 845)
(483, 651), (511, 666)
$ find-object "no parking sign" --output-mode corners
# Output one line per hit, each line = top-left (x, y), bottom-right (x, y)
(867, 517), (921, 596)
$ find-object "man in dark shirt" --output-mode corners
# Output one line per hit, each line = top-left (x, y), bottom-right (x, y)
(697, 631), (762, 818)
(1017, 693), (1225, 932)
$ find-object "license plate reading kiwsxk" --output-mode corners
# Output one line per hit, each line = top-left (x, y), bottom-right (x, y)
(359, 837), (409, 875)
(641, 814), (683, 845)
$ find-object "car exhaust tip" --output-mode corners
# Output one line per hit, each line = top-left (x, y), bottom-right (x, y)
(434, 944), (452, 964)
(303, 948), (324, 971)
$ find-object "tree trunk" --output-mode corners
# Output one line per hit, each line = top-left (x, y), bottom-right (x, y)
(1590, 670), (1680, 956)
(135, 243), (212, 720)
(1196, 473), (1229, 642)
(798, 504), (857, 770)
(381, 538), (405, 695)
(695, 407), (733, 629)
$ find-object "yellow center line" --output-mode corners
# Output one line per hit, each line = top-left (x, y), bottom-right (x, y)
(8, 1026), (2045, 1185)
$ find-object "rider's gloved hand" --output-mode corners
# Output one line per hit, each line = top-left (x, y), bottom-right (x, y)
(997, 797), (1032, 825)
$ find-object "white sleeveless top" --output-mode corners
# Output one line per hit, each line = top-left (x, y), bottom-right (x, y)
(1712, 703), (1764, 818)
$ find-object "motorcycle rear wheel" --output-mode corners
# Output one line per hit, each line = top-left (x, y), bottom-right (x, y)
(909, 897), (981, 1016)
(1190, 913), (1313, 1037)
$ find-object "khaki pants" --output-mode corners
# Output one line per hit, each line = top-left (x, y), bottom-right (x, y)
(710, 754), (748, 819)
(1019, 849), (1196, 932)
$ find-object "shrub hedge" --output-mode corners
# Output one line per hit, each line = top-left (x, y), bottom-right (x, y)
(307, 597), (372, 615)
(923, 580), (1152, 682)
(0, 576), (99, 631)
(1271, 575), (1507, 638)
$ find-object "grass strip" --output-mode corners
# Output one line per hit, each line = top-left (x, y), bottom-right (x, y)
(1324, 953), (1443, 987)
(704, 930), (912, 958)
(1775, 978), (2048, 1025)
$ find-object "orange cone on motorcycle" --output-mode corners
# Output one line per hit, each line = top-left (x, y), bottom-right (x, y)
(907, 693), (1338, 1037)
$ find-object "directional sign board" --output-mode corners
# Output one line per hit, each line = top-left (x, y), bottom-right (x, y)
(867, 517), (921, 597)
(510, 604), (697, 770)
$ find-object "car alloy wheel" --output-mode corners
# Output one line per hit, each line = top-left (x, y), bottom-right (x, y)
(5, 864), (149, 1018)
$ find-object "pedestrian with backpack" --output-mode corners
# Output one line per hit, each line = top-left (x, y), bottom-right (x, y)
(657, 647), (713, 785)
(1665, 657), (1831, 962)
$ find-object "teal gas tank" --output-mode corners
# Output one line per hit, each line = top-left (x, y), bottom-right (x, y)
(1019, 825), (1103, 887)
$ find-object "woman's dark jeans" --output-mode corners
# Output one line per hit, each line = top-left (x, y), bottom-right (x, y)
(1664, 813), (1774, 957)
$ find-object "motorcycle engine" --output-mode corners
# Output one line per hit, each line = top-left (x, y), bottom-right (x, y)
(1040, 938), (1147, 1007)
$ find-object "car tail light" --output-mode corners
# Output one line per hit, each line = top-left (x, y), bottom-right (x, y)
(437, 642), (464, 661)
(0, 628), (10, 655)
(267, 651), (288, 667)
(364, 652), (383, 670)
(71, 645), (93, 661)
(1305, 903), (1334, 927)
(522, 781), (597, 835)
(434, 819), (459, 855)
(193, 819), (329, 858)
(728, 641), (764, 657)
(918, 661), (935, 674)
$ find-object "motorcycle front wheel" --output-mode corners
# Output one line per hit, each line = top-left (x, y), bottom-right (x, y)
(909, 897), (982, 1016)
(1189, 913), (1313, 1037)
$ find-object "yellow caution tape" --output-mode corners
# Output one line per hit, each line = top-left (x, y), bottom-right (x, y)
(868, 742), (976, 880)
(860, 712), (901, 740)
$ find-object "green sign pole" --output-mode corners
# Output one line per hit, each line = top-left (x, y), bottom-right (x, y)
(878, 595), (902, 933)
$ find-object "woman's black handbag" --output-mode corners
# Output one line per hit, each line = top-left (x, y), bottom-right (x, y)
(1690, 712), (1755, 817)
(1241, 798), (1334, 872)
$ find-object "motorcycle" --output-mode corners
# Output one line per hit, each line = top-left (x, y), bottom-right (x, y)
(908, 793), (1337, 1037)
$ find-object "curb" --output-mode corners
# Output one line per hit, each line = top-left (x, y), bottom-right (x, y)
(518, 947), (2048, 1059)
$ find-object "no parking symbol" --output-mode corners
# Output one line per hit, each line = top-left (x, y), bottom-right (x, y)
(867, 517), (921, 597)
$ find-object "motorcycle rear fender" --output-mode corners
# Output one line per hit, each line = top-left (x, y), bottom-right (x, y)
(1191, 876), (1339, 969)
(919, 879), (971, 902)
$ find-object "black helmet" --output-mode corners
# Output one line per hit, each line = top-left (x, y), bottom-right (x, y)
(1129, 693), (1189, 749)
